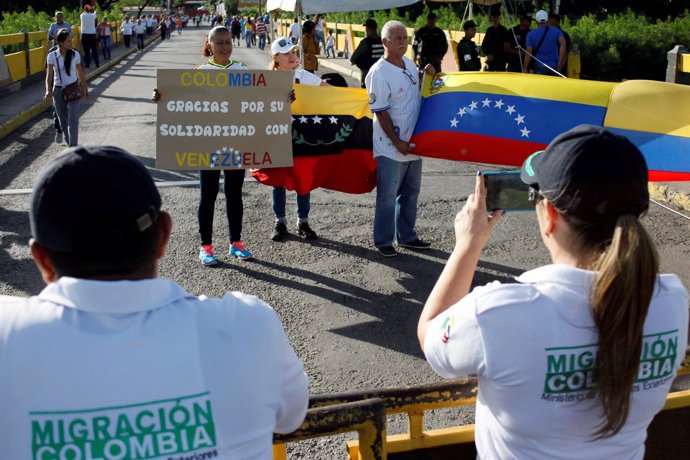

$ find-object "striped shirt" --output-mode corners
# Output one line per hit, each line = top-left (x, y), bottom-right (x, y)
(195, 59), (248, 70)
(256, 21), (267, 35)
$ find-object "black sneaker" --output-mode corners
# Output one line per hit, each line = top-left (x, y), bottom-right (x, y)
(272, 222), (288, 241)
(398, 238), (431, 250)
(377, 246), (397, 257)
(297, 222), (318, 240)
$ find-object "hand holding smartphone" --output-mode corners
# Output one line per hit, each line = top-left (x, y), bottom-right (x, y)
(482, 170), (532, 212)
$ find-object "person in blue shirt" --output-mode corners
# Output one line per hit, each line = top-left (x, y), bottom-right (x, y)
(47, 11), (72, 46)
(523, 10), (566, 76)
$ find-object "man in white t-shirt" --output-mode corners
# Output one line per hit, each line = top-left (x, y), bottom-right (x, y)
(0, 146), (309, 459)
(79, 5), (99, 68)
(365, 20), (435, 257)
(289, 18), (300, 44)
(120, 16), (134, 48)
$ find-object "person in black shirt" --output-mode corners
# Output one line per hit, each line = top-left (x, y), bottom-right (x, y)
(412, 13), (448, 72)
(457, 20), (481, 71)
(350, 18), (384, 88)
(503, 11), (532, 72)
(482, 6), (508, 71)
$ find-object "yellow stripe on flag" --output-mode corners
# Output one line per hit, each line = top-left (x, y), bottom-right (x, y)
(294, 85), (372, 119)
(604, 80), (690, 137)
(423, 72), (615, 108)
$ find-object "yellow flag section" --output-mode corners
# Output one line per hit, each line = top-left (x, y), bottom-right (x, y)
(604, 80), (690, 181)
(252, 84), (377, 194)
(292, 84), (372, 118)
(412, 73), (615, 167)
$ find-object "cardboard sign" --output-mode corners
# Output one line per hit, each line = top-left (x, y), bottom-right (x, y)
(156, 69), (294, 170)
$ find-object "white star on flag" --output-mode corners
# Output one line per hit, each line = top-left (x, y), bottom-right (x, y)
(515, 114), (525, 125)
(469, 101), (478, 110)
(457, 107), (466, 117)
(505, 105), (516, 115)
(222, 147), (230, 152)
(494, 99), (505, 109)
(482, 98), (491, 107)
(291, 116), (296, 123)
(450, 118), (459, 127)
(299, 116), (309, 123)
(520, 127), (531, 138)
(312, 115), (322, 124)
(329, 116), (338, 124)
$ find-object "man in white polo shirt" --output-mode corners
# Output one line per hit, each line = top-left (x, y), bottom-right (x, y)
(0, 146), (309, 459)
(365, 20), (435, 257)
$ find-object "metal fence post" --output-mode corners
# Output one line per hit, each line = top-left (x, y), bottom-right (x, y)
(21, 28), (30, 78)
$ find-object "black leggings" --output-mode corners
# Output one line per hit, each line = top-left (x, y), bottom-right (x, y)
(198, 169), (245, 246)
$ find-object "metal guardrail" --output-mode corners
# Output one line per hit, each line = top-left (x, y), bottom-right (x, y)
(273, 348), (690, 459)
(273, 398), (386, 460)
(0, 22), (124, 84)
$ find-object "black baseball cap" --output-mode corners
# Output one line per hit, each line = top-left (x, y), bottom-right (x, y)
(519, 11), (533, 20)
(30, 146), (161, 252)
(363, 18), (377, 29)
(520, 125), (649, 221)
(463, 20), (477, 30)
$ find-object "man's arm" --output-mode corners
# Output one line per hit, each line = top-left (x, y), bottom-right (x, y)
(375, 110), (414, 156)
(350, 39), (367, 66)
(439, 29), (448, 56)
(557, 35), (567, 73)
(522, 45), (533, 73)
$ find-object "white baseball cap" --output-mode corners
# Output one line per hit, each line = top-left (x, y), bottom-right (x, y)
(536, 10), (549, 23)
(271, 37), (298, 55)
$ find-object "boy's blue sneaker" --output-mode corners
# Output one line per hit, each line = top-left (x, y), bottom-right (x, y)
(229, 241), (253, 260)
(199, 245), (218, 266)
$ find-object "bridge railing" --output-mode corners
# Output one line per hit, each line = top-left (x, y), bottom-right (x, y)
(0, 22), (124, 85)
(275, 18), (581, 77)
(272, 349), (690, 459)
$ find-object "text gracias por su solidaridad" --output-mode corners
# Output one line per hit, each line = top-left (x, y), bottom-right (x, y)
(160, 71), (289, 168)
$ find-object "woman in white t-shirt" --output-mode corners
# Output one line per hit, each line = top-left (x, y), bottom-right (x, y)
(44, 28), (88, 147)
(418, 125), (689, 459)
(266, 37), (329, 242)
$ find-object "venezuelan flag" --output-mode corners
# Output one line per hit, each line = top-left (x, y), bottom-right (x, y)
(411, 73), (615, 167)
(252, 84), (376, 194)
(604, 80), (690, 181)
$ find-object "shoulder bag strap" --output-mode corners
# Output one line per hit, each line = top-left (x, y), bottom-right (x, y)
(54, 51), (64, 86)
(533, 26), (549, 57)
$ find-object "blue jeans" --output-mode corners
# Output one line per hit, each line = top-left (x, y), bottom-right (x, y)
(258, 33), (266, 50)
(100, 35), (111, 59)
(373, 156), (422, 247)
(272, 186), (310, 221)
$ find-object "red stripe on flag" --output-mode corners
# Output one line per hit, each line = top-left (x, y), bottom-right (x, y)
(411, 131), (547, 167)
(649, 171), (690, 182)
(251, 149), (377, 195)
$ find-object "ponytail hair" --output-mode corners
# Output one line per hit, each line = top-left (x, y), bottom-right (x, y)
(568, 213), (659, 437)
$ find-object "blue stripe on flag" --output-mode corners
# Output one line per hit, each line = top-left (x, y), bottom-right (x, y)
(414, 92), (607, 145)
(607, 128), (690, 173)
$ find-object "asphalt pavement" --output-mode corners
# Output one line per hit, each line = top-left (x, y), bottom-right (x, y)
(0, 26), (689, 458)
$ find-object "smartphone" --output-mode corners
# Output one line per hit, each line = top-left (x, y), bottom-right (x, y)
(482, 170), (532, 212)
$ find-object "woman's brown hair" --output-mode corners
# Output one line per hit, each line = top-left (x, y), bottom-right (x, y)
(565, 212), (658, 437)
